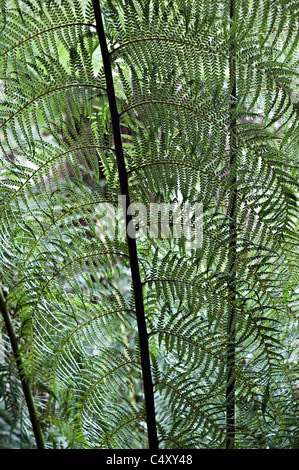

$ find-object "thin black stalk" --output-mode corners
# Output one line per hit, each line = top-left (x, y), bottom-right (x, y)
(0, 288), (45, 449)
(91, 0), (159, 449)
(226, 0), (237, 450)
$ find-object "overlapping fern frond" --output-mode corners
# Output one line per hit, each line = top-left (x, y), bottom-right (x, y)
(0, 0), (299, 449)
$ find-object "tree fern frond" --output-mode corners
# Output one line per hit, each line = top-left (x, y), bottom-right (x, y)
(0, 0), (299, 450)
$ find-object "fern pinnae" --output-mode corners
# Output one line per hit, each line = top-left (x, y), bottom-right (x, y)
(225, 0), (237, 449)
(91, 0), (158, 448)
(0, 0), (299, 449)
(0, 287), (45, 448)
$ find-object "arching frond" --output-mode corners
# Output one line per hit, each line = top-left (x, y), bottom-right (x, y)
(0, 0), (298, 449)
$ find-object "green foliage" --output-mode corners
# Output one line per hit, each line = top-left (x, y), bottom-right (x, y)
(0, 0), (299, 449)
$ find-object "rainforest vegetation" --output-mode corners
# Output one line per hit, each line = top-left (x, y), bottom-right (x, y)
(0, 0), (299, 449)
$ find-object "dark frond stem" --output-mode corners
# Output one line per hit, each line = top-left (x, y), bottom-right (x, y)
(226, 0), (237, 450)
(0, 287), (45, 449)
(91, 0), (159, 449)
